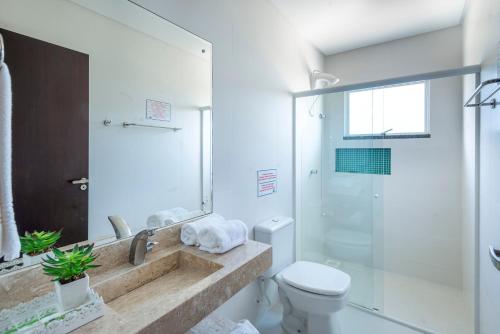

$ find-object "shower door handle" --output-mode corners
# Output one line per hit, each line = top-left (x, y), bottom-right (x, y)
(489, 246), (500, 271)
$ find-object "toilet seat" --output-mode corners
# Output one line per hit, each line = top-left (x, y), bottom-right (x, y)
(280, 261), (351, 296)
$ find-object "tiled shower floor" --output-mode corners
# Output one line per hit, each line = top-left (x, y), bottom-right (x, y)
(330, 258), (474, 334)
(255, 303), (426, 334)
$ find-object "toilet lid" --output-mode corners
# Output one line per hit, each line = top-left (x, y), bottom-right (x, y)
(281, 261), (351, 296)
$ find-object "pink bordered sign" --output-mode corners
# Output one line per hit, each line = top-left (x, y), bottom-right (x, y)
(257, 169), (277, 197)
(146, 99), (171, 121)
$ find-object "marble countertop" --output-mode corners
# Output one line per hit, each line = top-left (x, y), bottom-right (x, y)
(74, 240), (271, 334)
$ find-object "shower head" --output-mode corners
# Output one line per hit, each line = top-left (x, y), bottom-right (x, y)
(310, 70), (340, 89)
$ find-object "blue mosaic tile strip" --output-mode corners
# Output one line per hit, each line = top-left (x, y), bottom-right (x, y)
(335, 148), (391, 175)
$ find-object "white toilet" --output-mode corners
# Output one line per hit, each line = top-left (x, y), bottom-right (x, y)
(255, 217), (351, 334)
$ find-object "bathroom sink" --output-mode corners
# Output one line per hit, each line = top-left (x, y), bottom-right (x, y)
(93, 249), (223, 304)
(70, 240), (271, 334)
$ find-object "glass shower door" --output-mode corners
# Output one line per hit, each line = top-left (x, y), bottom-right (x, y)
(298, 91), (385, 312)
(322, 91), (384, 311)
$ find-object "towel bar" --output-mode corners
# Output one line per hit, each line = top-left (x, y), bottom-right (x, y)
(464, 78), (500, 109)
(122, 122), (182, 131)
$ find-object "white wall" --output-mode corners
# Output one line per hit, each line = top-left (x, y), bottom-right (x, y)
(462, 1), (500, 333)
(0, 0), (211, 242)
(382, 77), (463, 287)
(134, 0), (324, 323)
(325, 26), (463, 86)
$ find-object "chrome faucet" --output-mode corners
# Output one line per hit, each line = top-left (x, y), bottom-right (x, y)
(129, 229), (158, 265)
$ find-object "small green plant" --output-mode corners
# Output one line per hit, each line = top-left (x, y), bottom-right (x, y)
(20, 230), (61, 256)
(42, 244), (99, 284)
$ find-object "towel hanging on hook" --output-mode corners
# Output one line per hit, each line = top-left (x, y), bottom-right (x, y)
(0, 50), (21, 261)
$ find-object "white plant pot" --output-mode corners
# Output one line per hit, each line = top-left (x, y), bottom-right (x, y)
(54, 273), (90, 311)
(22, 251), (53, 267)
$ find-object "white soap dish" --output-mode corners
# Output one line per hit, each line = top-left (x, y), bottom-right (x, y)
(0, 289), (104, 334)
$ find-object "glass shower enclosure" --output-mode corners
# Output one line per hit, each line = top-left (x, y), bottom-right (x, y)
(294, 68), (479, 334)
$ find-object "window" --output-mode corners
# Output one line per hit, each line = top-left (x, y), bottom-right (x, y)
(345, 81), (429, 138)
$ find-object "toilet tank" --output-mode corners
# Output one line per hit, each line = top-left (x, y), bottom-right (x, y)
(255, 216), (294, 278)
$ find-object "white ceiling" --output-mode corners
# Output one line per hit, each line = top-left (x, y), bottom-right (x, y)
(270, 0), (466, 55)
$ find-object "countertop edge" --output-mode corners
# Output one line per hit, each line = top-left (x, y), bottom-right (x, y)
(141, 245), (272, 334)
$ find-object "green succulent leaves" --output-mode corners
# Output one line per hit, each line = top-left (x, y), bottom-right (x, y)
(20, 230), (61, 256)
(42, 244), (99, 284)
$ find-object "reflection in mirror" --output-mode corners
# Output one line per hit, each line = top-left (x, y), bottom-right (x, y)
(0, 0), (212, 274)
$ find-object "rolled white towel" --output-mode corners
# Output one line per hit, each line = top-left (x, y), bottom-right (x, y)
(147, 211), (177, 229)
(230, 320), (260, 334)
(146, 207), (189, 229)
(181, 214), (224, 246)
(169, 207), (190, 217)
(198, 219), (248, 254)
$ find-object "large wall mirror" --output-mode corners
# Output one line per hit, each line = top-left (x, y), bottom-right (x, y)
(0, 0), (212, 274)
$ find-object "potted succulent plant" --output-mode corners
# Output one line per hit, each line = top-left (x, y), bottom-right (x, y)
(20, 230), (61, 266)
(42, 244), (99, 311)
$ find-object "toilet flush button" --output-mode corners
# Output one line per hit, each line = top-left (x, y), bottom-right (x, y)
(272, 218), (280, 222)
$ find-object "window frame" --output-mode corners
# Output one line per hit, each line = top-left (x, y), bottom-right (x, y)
(343, 80), (431, 140)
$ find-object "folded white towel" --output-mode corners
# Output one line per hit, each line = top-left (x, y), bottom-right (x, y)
(0, 64), (20, 261)
(146, 207), (189, 229)
(198, 219), (248, 254)
(230, 320), (260, 334)
(181, 214), (225, 246)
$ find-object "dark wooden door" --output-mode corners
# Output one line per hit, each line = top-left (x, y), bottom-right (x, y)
(1, 28), (89, 247)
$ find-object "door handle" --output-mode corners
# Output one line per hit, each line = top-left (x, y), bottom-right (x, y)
(71, 178), (88, 185)
(489, 245), (500, 271)
(70, 178), (89, 191)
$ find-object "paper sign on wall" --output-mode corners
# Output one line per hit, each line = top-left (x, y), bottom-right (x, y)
(146, 99), (171, 121)
(257, 169), (277, 197)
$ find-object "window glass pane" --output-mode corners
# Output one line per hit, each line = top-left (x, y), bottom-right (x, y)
(372, 88), (384, 134)
(382, 82), (426, 134)
(348, 90), (373, 135)
(347, 82), (427, 136)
